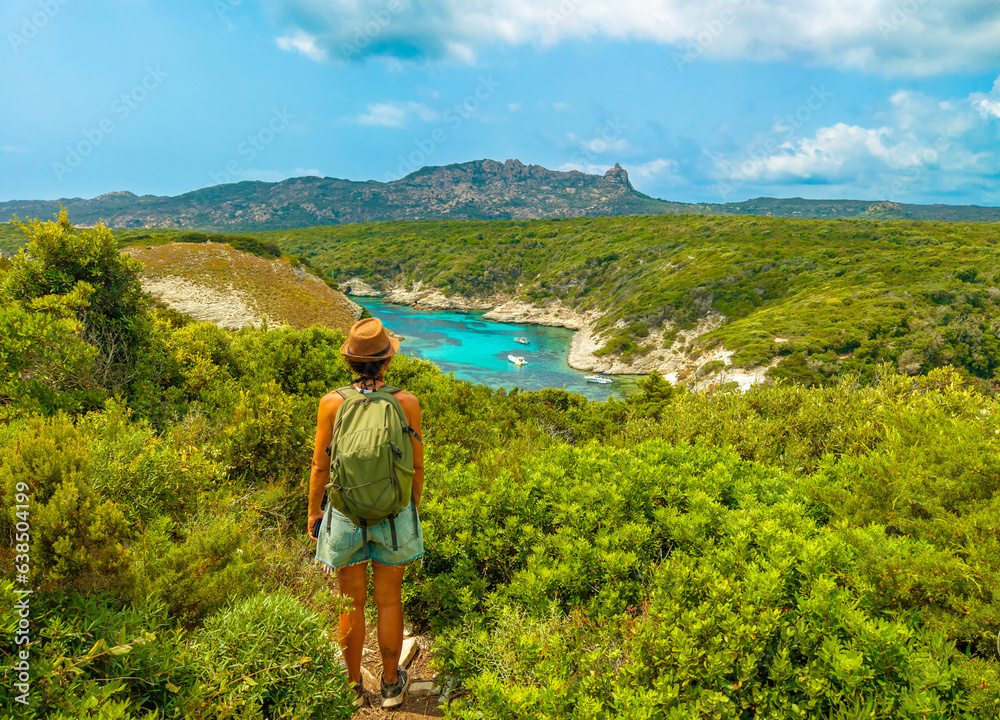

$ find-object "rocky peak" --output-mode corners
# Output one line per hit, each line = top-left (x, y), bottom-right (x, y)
(604, 163), (631, 186)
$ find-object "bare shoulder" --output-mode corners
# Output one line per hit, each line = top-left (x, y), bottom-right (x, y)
(391, 389), (421, 413)
(318, 390), (345, 417)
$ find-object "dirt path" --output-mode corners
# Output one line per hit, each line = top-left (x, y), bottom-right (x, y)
(354, 625), (450, 718)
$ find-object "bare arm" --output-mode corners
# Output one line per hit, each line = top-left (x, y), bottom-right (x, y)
(397, 392), (425, 510)
(308, 392), (342, 538)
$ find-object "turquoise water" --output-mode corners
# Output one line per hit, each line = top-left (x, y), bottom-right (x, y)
(359, 298), (639, 401)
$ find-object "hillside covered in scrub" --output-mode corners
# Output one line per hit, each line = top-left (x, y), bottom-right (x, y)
(255, 214), (1000, 387)
(124, 241), (362, 332)
(1, 215), (999, 718)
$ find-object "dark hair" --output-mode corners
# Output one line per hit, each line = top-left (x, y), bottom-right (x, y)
(347, 358), (389, 381)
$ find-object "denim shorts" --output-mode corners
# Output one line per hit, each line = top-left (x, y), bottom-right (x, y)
(315, 501), (423, 570)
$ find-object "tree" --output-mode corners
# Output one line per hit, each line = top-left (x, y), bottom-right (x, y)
(4, 210), (153, 392)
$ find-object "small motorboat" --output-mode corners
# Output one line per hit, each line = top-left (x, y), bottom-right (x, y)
(584, 374), (614, 384)
(513, 337), (529, 344)
(508, 355), (528, 366)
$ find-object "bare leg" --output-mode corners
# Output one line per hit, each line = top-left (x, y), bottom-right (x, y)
(337, 562), (368, 684)
(372, 561), (406, 683)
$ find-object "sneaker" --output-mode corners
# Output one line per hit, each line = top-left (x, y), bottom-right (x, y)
(351, 679), (365, 708)
(380, 666), (410, 709)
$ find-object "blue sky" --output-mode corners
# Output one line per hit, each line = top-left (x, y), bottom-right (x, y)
(1, 0), (997, 206)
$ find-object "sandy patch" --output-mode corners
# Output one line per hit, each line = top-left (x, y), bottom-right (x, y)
(142, 275), (273, 330)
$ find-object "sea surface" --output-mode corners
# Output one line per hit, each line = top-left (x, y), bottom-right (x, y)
(360, 298), (641, 401)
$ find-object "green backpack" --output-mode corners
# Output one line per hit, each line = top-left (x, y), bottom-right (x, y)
(325, 386), (418, 529)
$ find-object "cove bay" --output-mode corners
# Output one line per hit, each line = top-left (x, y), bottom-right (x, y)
(359, 298), (641, 401)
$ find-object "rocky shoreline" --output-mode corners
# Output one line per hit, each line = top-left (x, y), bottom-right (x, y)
(344, 281), (771, 390)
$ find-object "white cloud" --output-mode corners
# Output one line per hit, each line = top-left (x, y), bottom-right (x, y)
(354, 101), (439, 127)
(720, 124), (896, 182)
(263, 0), (1000, 75)
(507, 102), (521, 111)
(971, 75), (1000, 119)
(623, 158), (683, 184)
(714, 76), (1000, 201)
(275, 29), (328, 62)
(550, 102), (574, 112)
(0, 145), (27, 153)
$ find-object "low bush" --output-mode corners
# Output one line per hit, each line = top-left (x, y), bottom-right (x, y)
(219, 381), (313, 485)
(425, 440), (982, 718)
(126, 514), (264, 624)
(0, 414), (129, 591)
(84, 400), (226, 525)
(174, 591), (354, 719)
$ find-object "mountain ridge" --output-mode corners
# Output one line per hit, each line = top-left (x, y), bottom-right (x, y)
(2, 158), (998, 230)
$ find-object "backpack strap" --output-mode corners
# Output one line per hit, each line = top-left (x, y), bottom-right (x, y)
(374, 387), (424, 444)
(329, 387), (363, 458)
(370, 387), (415, 436)
(331, 385), (422, 445)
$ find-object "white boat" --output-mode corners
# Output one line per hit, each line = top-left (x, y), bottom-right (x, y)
(513, 337), (529, 344)
(584, 374), (614, 384)
(508, 355), (527, 366)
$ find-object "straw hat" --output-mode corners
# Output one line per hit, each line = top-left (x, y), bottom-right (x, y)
(340, 317), (400, 361)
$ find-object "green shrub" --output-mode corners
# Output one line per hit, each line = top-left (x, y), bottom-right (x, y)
(431, 440), (975, 719)
(5, 212), (153, 393)
(83, 400), (226, 525)
(696, 359), (726, 376)
(230, 325), (349, 397)
(127, 514), (263, 623)
(175, 591), (354, 719)
(220, 381), (313, 484)
(0, 300), (104, 419)
(0, 415), (129, 590)
(0, 591), (179, 718)
(169, 322), (239, 398)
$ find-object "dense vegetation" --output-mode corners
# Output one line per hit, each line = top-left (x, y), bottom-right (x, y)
(1, 216), (999, 718)
(257, 215), (1000, 386)
(9, 213), (1000, 387)
(0, 221), (338, 291)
